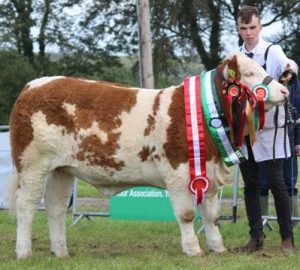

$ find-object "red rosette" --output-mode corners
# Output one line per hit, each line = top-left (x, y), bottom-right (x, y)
(189, 176), (210, 205)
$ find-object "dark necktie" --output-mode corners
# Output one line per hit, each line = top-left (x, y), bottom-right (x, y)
(246, 52), (254, 58)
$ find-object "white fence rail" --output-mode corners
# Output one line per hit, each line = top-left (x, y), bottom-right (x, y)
(0, 127), (12, 208)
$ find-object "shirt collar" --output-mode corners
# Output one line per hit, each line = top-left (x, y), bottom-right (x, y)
(241, 37), (268, 57)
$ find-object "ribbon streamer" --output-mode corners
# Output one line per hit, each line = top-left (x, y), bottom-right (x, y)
(184, 75), (210, 205)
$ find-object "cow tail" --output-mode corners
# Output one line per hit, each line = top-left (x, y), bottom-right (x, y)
(6, 170), (20, 212)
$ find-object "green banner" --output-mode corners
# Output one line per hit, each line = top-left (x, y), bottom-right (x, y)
(109, 186), (200, 221)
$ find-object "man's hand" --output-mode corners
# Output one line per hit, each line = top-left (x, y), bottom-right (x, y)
(279, 63), (297, 85)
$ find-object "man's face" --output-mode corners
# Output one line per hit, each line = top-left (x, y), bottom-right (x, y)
(237, 15), (262, 48)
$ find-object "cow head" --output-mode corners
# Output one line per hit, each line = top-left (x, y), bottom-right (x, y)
(222, 52), (288, 111)
(213, 52), (289, 146)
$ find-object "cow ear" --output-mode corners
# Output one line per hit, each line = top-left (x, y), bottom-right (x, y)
(223, 55), (239, 80)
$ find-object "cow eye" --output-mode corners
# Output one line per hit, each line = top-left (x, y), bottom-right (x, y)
(244, 71), (254, 77)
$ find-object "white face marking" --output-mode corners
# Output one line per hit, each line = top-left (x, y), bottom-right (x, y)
(26, 76), (65, 90)
(224, 53), (286, 107)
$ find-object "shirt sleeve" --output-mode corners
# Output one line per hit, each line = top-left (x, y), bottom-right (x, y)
(266, 45), (298, 80)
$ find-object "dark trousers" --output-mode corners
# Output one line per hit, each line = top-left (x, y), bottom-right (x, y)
(261, 154), (298, 196)
(283, 154), (298, 196)
(260, 128), (298, 196)
(239, 137), (293, 240)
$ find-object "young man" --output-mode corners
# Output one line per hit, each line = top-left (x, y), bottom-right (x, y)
(234, 5), (298, 253)
(260, 79), (300, 223)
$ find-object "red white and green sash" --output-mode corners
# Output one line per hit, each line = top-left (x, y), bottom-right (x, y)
(201, 70), (245, 166)
(183, 71), (245, 205)
(183, 69), (269, 204)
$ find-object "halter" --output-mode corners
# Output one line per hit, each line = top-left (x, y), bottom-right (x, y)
(221, 71), (273, 146)
(252, 75), (273, 131)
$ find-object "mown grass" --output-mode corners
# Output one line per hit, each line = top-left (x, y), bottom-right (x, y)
(1, 203), (300, 270)
(2, 174), (299, 269)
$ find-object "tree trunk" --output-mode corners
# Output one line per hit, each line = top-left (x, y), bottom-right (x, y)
(38, 0), (51, 57)
(136, 0), (154, 88)
(11, 0), (34, 63)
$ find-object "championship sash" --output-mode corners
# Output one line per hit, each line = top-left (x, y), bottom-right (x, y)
(184, 75), (210, 205)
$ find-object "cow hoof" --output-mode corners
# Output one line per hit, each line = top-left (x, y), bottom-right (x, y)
(57, 254), (70, 259)
(185, 249), (205, 257)
(54, 251), (70, 259)
(197, 250), (206, 257)
(17, 250), (32, 260)
(209, 246), (227, 253)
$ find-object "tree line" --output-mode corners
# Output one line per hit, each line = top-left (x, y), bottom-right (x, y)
(0, 0), (299, 124)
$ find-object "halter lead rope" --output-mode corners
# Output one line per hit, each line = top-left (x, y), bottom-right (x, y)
(286, 100), (298, 215)
(272, 72), (297, 161)
(272, 100), (297, 160)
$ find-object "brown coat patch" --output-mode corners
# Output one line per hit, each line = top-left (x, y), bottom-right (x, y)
(10, 78), (137, 171)
(76, 134), (125, 170)
(144, 90), (163, 136)
(144, 115), (155, 136)
(222, 55), (241, 81)
(163, 86), (189, 169)
(138, 146), (156, 162)
(164, 85), (221, 170)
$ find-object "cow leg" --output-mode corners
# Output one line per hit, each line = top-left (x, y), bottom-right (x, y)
(198, 193), (226, 253)
(167, 179), (204, 256)
(16, 170), (46, 259)
(44, 170), (74, 258)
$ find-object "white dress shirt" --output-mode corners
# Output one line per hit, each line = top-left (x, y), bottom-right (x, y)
(240, 37), (298, 162)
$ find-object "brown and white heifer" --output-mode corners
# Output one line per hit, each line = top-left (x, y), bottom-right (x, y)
(8, 53), (288, 259)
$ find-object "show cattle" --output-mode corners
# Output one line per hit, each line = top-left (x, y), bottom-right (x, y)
(8, 52), (288, 259)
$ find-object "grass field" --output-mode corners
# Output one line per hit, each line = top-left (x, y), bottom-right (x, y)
(1, 208), (300, 269)
(1, 179), (300, 270)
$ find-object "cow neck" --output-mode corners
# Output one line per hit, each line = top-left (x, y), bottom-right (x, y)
(201, 69), (245, 167)
(214, 65), (257, 146)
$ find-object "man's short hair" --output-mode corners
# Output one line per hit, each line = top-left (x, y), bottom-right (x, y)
(237, 6), (260, 24)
